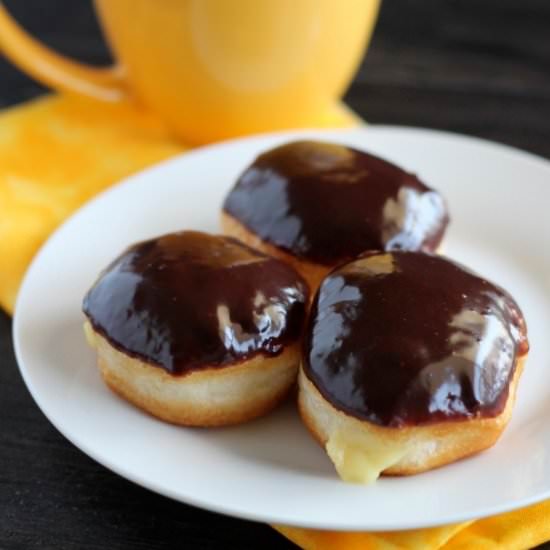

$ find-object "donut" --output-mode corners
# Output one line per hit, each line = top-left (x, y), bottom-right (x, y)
(222, 140), (449, 291)
(83, 230), (309, 427)
(298, 251), (529, 483)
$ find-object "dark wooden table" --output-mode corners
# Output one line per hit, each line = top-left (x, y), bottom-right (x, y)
(2, 1), (550, 548)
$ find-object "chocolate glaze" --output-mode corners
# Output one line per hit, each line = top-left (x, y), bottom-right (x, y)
(303, 252), (529, 427)
(83, 231), (308, 375)
(223, 141), (449, 265)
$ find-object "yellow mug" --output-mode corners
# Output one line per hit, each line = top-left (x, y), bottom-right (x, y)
(0, 0), (379, 144)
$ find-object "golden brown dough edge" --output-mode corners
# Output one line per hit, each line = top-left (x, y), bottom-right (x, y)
(297, 358), (525, 477)
(221, 212), (331, 294)
(84, 321), (300, 427)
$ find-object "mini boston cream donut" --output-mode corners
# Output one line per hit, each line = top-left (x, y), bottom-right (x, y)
(298, 251), (528, 484)
(222, 140), (449, 291)
(83, 231), (308, 427)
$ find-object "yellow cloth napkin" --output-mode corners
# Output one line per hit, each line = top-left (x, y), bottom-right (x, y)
(0, 94), (183, 312)
(1, 93), (549, 550)
(277, 499), (550, 549)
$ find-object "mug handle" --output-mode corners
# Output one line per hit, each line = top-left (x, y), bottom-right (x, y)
(0, 3), (127, 102)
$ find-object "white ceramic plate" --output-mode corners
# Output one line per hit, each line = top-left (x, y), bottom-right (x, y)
(13, 127), (550, 531)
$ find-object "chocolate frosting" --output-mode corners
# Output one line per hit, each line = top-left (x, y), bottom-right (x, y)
(223, 140), (449, 265)
(303, 252), (528, 427)
(83, 231), (308, 375)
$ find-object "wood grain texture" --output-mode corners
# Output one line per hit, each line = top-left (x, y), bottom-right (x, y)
(1, 1), (550, 548)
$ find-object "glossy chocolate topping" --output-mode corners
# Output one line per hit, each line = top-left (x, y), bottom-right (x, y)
(223, 141), (449, 265)
(303, 252), (529, 427)
(83, 231), (308, 375)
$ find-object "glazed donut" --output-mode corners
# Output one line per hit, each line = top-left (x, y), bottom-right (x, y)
(222, 140), (449, 291)
(298, 251), (528, 483)
(83, 230), (308, 427)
